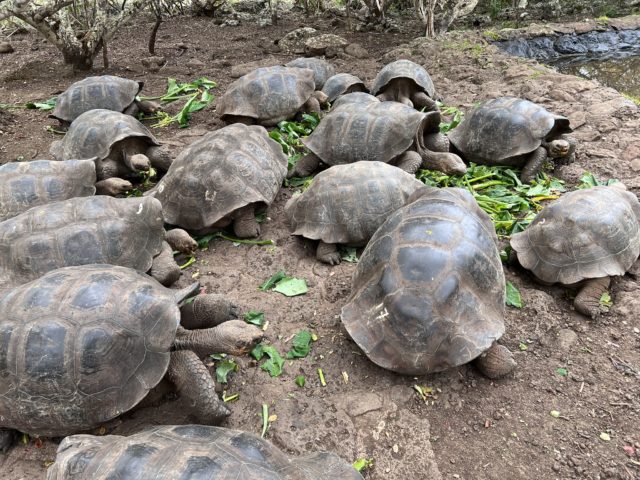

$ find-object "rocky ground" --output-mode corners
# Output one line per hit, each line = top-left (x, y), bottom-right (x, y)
(0, 10), (639, 480)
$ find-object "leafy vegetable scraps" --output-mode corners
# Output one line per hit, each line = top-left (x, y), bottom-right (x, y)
(268, 113), (320, 164)
(505, 281), (523, 308)
(259, 271), (308, 297)
(417, 163), (565, 236)
(215, 359), (238, 384)
(286, 331), (313, 359)
(139, 77), (216, 128)
(251, 344), (284, 377)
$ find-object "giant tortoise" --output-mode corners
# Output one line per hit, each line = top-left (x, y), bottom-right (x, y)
(285, 57), (336, 89)
(0, 196), (196, 291)
(50, 109), (172, 181)
(150, 124), (287, 238)
(285, 161), (425, 264)
(46, 425), (363, 480)
(288, 94), (466, 178)
(51, 75), (158, 127)
(217, 66), (328, 126)
(371, 59), (438, 111)
(510, 184), (640, 318)
(448, 97), (576, 182)
(0, 265), (263, 450)
(341, 187), (516, 378)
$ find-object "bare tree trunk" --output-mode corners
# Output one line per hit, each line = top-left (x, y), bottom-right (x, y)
(149, 14), (162, 54)
(346, 0), (351, 31)
(102, 39), (109, 69)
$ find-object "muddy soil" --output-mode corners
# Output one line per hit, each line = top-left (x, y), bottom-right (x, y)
(0, 12), (639, 480)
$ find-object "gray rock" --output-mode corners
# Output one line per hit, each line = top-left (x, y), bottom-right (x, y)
(305, 34), (348, 56)
(0, 42), (14, 54)
(344, 43), (369, 59)
(278, 27), (317, 54)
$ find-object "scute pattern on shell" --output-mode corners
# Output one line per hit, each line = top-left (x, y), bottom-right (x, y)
(341, 187), (506, 375)
(285, 162), (424, 245)
(285, 57), (335, 89)
(0, 196), (165, 291)
(216, 66), (316, 126)
(448, 97), (572, 164)
(0, 265), (180, 437)
(52, 76), (141, 123)
(510, 186), (640, 285)
(153, 124), (287, 231)
(321, 73), (368, 102)
(302, 97), (426, 166)
(371, 59), (436, 98)
(49, 109), (159, 162)
(0, 159), (96, 222)
(46, 425), (364, 480)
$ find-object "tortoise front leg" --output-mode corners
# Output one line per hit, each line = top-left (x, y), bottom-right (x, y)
(392, 150), (422, 174)
(520, 146), (547, 183)
(316, 241), (341, 265)
(473, 343), (516, 379)
(180, 294), (239, 329)
(173, 322), (263, 358)
(149, 241), (181, 286)
(411, 91), (438, 112)
(167, 350), (230, 424)
(287, 152), (321, 179)
(233, 203), (260, 239)
(574, 276), (611, 319)
(0, 428), (17, 453)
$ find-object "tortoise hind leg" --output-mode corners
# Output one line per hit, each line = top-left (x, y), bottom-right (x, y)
(520, 146), (547, 183)
(167, 350), (230, 424)
(0, 428), (17, 453)
(473, 343), (516, 379)
(233, 204), (260, 239)
(392, 150), (422, 174)
(574, 276), (611, 319)
(316, 241), (341, 265)
(180, 294), (239, 329)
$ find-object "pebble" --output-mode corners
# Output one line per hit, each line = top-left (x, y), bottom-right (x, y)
(0, 41), (14, 54)
(630, 159), (640, 172)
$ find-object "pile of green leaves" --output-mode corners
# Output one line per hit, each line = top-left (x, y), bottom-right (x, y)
(0, 97), (57, 111)
(417, 163), (566, 237)
(258, 271), (308, 297)
(250, 329), (315, 378)
(437, 103), (463, 133)
(139, 77), (216, 128)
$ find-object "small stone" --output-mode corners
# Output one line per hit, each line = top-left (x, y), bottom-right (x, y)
(344, 42), (369, 59)
(630, 159), (640, 172)
(552, 462), (561, 472)
(186, 58), (205, 69)
(141, 56), (166, 72)
(556, 329), (578, 351)
(0, 42), (14, 54)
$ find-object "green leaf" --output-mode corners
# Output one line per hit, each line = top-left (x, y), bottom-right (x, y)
(295, 375), (306, 387)
(556, 367), (568, 377)
(215, 359), (238, 384)
(505, 281), (523, 308)
(273, 277), (308, 297)
(352, 458), (374, 472)
(179, 256), (196, 269)
(244, 310), (265, 326)
(518, 342), (528, 351)
(259, 271), (286, 291)
(260, 346), (284, 377)
(251, 343), (265, 361)
(599, 292), (613, 307)
(550, 410), (560, 418)
(25, 97), (57, 111)
(286, 331), (313, 359)
(340, 246), (359, 263)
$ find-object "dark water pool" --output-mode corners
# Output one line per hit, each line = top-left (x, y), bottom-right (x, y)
(551, 53), (640, 97)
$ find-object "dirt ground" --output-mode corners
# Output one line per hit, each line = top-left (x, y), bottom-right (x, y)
(1, 10), (639, 480)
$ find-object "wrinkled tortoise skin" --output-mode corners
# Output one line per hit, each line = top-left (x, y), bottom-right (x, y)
(152, 124), (287, 231)
(371, 59), (436, 98)
(321, 73), (368, 103)
(46, 424), (364, 480)
(285, 57), (335, 89)
(51, 75), (142, 124)
(302, 96), (427, 166)
(285, 161), (424, 245)
(511, 185), (640, 285)
(49, 109), (160, 162)
(0, 159), (96, 222)
(448, 97), (572, 166)
(0, 265), (190, 437)
(341, 187), (506, 375)
(217, 66), (316, 126)
(0, 196), (164, 291)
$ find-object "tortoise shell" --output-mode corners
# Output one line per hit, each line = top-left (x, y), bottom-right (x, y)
(0, 265), (196, 437)
(371, 59), (436, 98)
(285, 57), (335, 89)
(448, 97), (572, 165)
(152, 124), (287, 231)
(46, 425), (363, 479)
(0, 159), (96, 222)
(51, 75), (142, 123)
(321, 73), (368, 103)
(0, 196), (164, 291)
(341, 187), (506, 375)
(302, 95), (426, 166)
(331, 91), (379, 109)
(49, 109), (160, 162)
(216, 66), (316, 126)
(285, 161), (424, 245)
(510, 185), (640, 285)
